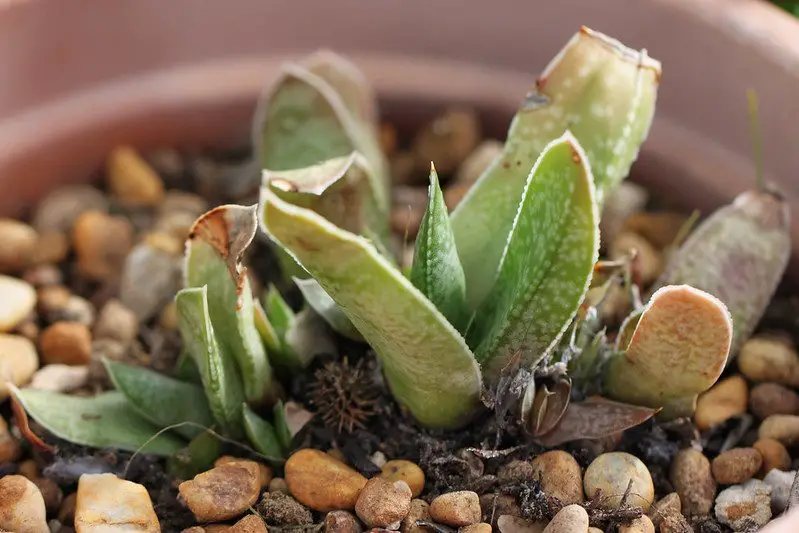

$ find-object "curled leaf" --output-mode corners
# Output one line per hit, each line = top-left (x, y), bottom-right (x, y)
(527, 378), (571, 438)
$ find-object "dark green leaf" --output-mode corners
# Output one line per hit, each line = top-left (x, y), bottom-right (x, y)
(273, 400), (293, 453)
(242, 404), (284, 461)
(167, 431), (222, 480)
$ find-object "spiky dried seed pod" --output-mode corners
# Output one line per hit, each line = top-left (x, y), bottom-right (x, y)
(307, 357), (379, 433)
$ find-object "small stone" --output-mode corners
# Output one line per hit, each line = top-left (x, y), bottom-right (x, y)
(429, 491), (481, 527)
(256, 491), (313, 525)
(753, 439), (791, 475)
(29, 364), (90, 393)
(455, 140), (503, 184)
(694, 375), (748, 430)
(759, 415), (799, 446)
(93, 299), (139, 344)
(22, 264), (63, 287)
(0, 333), (39, 400)
(658, 513), (693, 533)
(36, 285), (70, 319)
(749, 382), (799, 419)
(268, 477), (288, 493)
(542, 504), (589, 533)
(229, 515), (268, 533)
(622, 212), (689, 249)
(72, 211), (134, 281)
(75, 473), (159, 532)
(460, 523), (492, 533)
(370, 451), (387, 468)
(355, 477), (412, 528)
(39, 322), (92, 365)
(30, 231), (70, 266)
(669, 448), (716, 516)
(0, 275), (36, 332)
(325, 510), (362, 533)
(158, 301), (179, 331)
(145, 149), (185, 185)
(479, 494), (521, 525)
(610, 232), (663, 285)
(497, 460), (535, 484)
(712, 448), (762, 484)
(14, 318), (39, 342)
(0, 415), (21, 463)
(401, 498), (431, 533)
(588, 529), (603, 533)
(496, 515), (546, 533)
(58, 493), (76, 525)
(714, 478), (771, 530)
(284, 448), (367, 512)
(380, 460), (425, 498)
(618, 515), (654, 533)
(32, 185), (109, 234)
(412, 107), (481, 175)
(531, 450), (584, 505)
(584, 452), (654, 511)
(738, 336), (799, 386)
(214, 456), (273, 489)
(18, 459), (39, 480)
(119, 241), (182, 321)
(107, 145), (165, 206)
(647, 492), (681, 529)
(0, 218), (39, 272)
(179, 461), (261, 522)
(33, 477), (63, 515)
(764, 469), (796, 513)
(58, 295), (95, 327)
(0, 475), (49, 533)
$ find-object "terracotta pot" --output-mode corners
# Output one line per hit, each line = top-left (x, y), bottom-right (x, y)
(1, 0), (798, 269)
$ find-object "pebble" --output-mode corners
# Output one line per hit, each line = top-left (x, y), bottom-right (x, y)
(229, 514), (268, 533)
(37, 285), (70, 318)
(284, 448), (367, 512)
(18, 459), (38, 480)
(647, 492), (681, 529)
(658, 513), (693, 533)
(412, 107), (481, 175)
(178, 461), (261, 522)
(610, 232), (663, 285)
(0, 416), (20, 464)
(600, 182), (649, 249)
(58, 493), (76, 525)
(74, 473), (159, 532)
(496, 516), (546, 533)
(214, 456), (273, 489)
(14, 318), (39, 342)
(542, 504), (589, 533)
(429, 491), (482, 527)
(30, 231), (69, 265)
(119, 240), (182, 321)
(325, 510), (362, 533)
(0, 218), (38, 272)
(0, 475), (49, 533)
(694, 375), (748, 430)
(59, 295), (95, 327)
(738, 336), (799, 386)
(618, 515), (655, 533)
(72, 210), (134, 281)
(256, 491), (312, 525)
(29, 364), (90, 393)
(588, 529), (603, 533)
(107, 145), (166, 206)
(34, 477), (63, 515)
(401, 499), (431, 533)
(669, 448), (716, 516)
(460, 523), (492, 533)
(32, 185), (109, 234)
(0, 333), (39, 400)
(583, 452), (654, 511)
(455, 140), (503, 184)
(497, 459), (535, 484)
(479, 494), (522, 524)
(712, 448), (763, 484)
(753, 439), (791, 475)
(763, 469), (796, 513)
(0, 275), (36, 332)
(355, 477), (412, 527)
(758, 414), (799, 446)
(370, 451), (387, 468)
(268, 477), (288, 493)
(22, 263), (63, 287)
(749, 382), (799, 419)
(39, 322), (92, 365)
(93, 299), (139, 344)
(158, 301), (179, 331)
(531, 450), (584, 505)
(146, 149), (185, 185)
(380, 460), (425, 498)
(714, 478), (772, 530)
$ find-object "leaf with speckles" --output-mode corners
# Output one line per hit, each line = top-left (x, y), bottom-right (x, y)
(259, 187), (483, 429)
(410, 167), (468, 331)
(467, 132), (599, 379)
(184, 204), (274, 405)
(451, 27), (660, 308)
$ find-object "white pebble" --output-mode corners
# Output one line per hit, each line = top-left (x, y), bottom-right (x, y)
(29, 364), (90, 393)
(715, 479), (772, 530)
(763, 469), (796, 513)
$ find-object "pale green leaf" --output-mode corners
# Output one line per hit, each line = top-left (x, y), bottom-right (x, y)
(10, 388), (183, 456)
(260, 188), (482, 429)
(294, 277), (363, 341)
(410, 167), (468, 331)
(467, 132), (599, 379)
(253, 299), (281, 355)
(242, 404), (284, 461)
(176, 286), (244, 437)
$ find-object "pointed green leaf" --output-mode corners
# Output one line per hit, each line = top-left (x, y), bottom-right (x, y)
(260, 188), (483, 429)
(10, 388), (183, 456)
(105, 359), (214, 440)
(167, 431), (222, 480)
(253, 299), (282, 355)
(273, 400), (293, 453)
(295, 277), (363, 341)
(185, 204), (274, 405)
(176, 286), (244, 437)
(467, 132), (599, 379)
(242, 404), (284, 461)
(265, 284), (295, 336)
(410, 166), (468, 331)
(451, 27), (660, 307)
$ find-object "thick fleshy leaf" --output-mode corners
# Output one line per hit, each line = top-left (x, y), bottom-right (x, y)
(253, 300), (282, 355)
(260, 188), (483, 429)
(104, 359), (213, 440)
(265, 284), (295, 336)
(242, 404), (284, 461)
(185, 204), (273, 405)
(10, 388), (183, 456)
(176, 286), (244, 437)
(273, 400), (294, 453)
(467, 132), (599, 379)
(604, 285), (732, 414)
(451, 27), (660, 307)
(410, 167), (468, 331)
(295, 277), (363, 341)
(167, 431), (222, 480)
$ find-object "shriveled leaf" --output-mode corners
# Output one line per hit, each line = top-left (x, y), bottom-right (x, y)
(451, 27), (660, 307)
(410, 167), (468, 331)
(468, 132), (599, 379)
(282, 401), (315, 438)
(167, 431), (222, 480)
(104, 359), (213, 440)
(527, 379), (571, 438)
(10, 388), (183, 456)
(242, 404), (284, 461)
(273, 400), (294, 453)
(176, 286), (244, 437)
(260, 188), (482, 429)
(615, 307), (643, 351)
(536, 396), (659, 446)
(185, 204), (273, 405)
(604, 285), (732, 413)
(295, 277), (363, 341)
